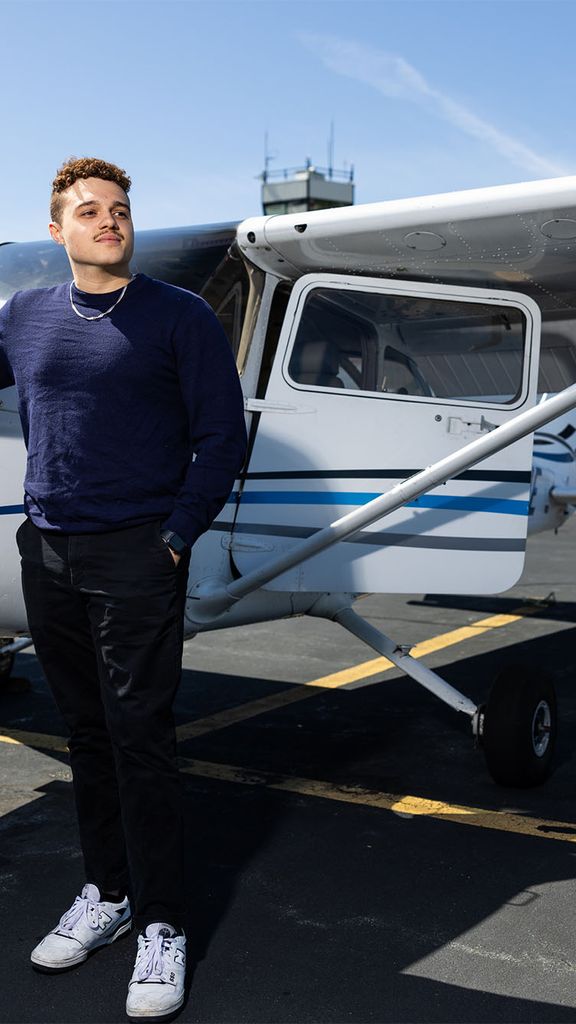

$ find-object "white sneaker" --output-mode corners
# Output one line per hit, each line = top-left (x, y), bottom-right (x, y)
(126, 923), (186, 1021)
(30, 883), (132, 972)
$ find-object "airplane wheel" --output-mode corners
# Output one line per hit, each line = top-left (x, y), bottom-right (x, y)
(481, 664), (557, 787)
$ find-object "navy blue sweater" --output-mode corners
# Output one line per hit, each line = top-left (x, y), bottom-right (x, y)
(0, 274), (247, 546)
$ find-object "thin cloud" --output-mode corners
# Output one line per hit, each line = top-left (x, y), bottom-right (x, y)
(301, 34), (568, 178)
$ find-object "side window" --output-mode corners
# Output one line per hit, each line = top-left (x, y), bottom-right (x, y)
(214, 280), (243, 351)
(201, 247), (265, 370)
(287, 287), (527, 404)
(201, 251), (249, 356)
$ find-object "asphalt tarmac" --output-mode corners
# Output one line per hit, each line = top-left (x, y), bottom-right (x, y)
(1, 517), (576, 1023)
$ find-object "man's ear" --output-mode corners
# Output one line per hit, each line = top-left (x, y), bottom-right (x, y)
(49, 222), (65, 245)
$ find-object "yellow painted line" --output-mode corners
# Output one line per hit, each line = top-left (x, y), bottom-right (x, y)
(0, 734), (24, 746)
(2, 727), (574, 845)
(181, 756), (576, 845)
(176, 687), (317, 740)
(314, 608), (535, 690)
(1, 604), (542, 747)
(176, 605), (536, 740)
(0, 728), (68, 753)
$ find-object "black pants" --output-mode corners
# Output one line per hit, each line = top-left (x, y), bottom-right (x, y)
(16, 517), (191, 931)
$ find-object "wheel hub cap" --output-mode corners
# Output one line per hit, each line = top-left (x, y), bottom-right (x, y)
(532, 700), (552, 758)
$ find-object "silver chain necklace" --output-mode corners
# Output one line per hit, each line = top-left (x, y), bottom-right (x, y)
(69, 276), (135, 321)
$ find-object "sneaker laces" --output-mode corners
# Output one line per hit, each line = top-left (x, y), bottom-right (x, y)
(59, 892), (102, 933)
(136, 930), (173, 982)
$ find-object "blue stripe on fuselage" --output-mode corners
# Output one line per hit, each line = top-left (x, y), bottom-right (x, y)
(533, 452), (574, 463)
(0, 493), (529, 518)
(228, 491), (529, 515)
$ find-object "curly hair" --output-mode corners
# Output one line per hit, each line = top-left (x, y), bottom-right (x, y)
(50, 157), (131, 223)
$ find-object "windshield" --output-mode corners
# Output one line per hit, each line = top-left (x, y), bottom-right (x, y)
(0, 222), (238, 302)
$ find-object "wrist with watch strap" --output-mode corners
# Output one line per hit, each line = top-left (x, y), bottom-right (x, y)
(160, 530), (189, 556)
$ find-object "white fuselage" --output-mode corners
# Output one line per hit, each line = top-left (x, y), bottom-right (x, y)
(2, 175), (576, 636)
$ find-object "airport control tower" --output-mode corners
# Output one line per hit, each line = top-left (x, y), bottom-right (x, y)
(260, 158), (354, 215)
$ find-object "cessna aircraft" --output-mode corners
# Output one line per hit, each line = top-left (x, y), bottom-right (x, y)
(2, 174), (576, 789)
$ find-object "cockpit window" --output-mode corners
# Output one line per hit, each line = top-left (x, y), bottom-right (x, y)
(287, 286), (527, 404)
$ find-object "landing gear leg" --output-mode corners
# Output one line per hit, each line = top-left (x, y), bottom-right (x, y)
(309, 598), (557, 787)
(0, 637), (34, 693)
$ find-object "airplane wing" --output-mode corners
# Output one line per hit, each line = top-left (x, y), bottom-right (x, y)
(238, 175), (576, 306)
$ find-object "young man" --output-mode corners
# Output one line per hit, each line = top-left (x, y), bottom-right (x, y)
(0, 158), (247, 1020)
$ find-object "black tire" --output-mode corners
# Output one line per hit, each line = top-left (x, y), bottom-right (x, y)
(481, 664), (557, 787)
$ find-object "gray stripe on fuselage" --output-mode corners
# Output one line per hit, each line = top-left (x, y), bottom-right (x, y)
(210, 521), (525, 552)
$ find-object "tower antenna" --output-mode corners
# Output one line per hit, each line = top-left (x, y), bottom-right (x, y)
(327, 120), (335, 179)
(264, 130), (273, 182)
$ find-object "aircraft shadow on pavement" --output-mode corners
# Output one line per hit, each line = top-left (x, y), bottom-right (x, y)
(2, 628), (576, 1021)
(412, 591), (576, 623)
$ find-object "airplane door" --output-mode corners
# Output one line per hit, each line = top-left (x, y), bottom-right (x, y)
(230, 274), (541, 594)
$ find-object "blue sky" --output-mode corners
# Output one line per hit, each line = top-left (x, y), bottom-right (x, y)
(2, 0), (576, 240)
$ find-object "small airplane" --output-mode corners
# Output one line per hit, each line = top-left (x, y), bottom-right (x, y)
(2, 175), (576, 788)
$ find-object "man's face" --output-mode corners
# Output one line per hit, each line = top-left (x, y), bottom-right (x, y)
(49, 177), (134, 271)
